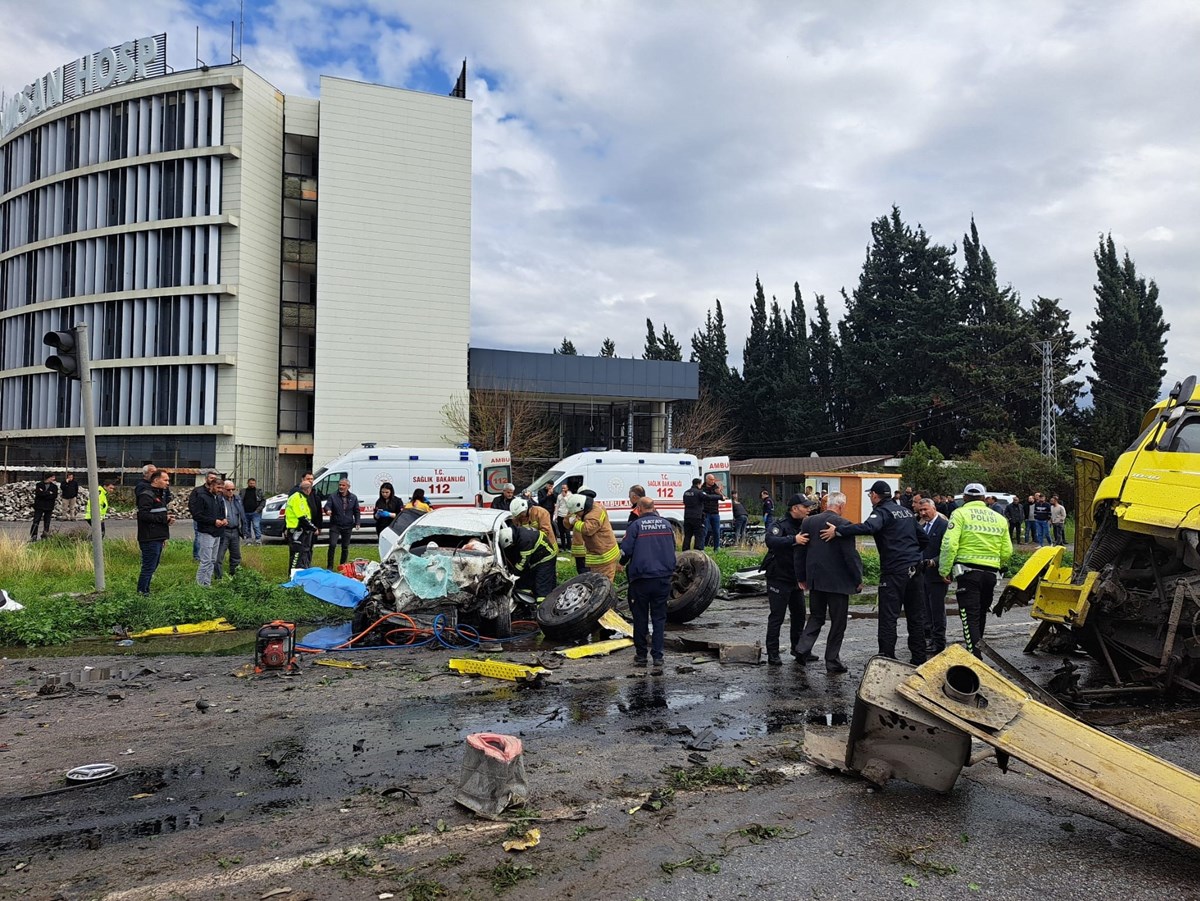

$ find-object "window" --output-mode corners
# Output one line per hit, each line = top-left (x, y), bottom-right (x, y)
(313, 471), (346, 498)
(1168, 418), (1200, 454)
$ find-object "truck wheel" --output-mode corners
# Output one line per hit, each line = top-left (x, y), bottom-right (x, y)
(488, 602), (513, 639)
(537, 573), (616, 641)
(667, 550), (721, 623)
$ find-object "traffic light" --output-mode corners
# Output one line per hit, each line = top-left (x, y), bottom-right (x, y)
(44, 330), (80, 379)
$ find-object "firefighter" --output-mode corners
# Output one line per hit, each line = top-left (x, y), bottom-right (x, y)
(285, 480), (319, 572)
(509, 497), (557, 552)
(499, 524), (557, 601)
(938, 482), (1013, 658)
(566, 488), (619, 582)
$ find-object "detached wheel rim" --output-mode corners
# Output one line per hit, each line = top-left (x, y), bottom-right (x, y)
(553, 582), (593, 615)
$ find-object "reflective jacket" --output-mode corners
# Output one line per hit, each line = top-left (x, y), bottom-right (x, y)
(838, 498), (925, 573)
(285, 491), (315, 529)
(520, 504), (558, 551)
(939, 500), (1014, 577)
(509, 526), (556, 573)
(618, 511), (677, 582)
(84, 486), (109, 522)
(573, 504), (619, 566)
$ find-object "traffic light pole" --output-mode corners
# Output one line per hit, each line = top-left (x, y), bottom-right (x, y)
(74, 323), (105, 591)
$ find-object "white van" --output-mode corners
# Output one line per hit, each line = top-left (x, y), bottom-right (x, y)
(261, 446), (512, 538)
(525, 450), (732, 533)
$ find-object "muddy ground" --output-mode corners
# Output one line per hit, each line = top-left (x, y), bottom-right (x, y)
(1, 592), (1198, 901)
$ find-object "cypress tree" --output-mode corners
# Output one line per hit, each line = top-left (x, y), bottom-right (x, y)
(1087, 234), (1169, 462)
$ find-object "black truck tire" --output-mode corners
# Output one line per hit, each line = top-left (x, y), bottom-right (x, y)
(537, 573), (616, 641)
(666, 550), (721, 623)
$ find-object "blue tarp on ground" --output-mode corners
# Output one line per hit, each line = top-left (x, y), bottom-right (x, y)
(297, 622), (354, 650)
(281, 568), (368, 608)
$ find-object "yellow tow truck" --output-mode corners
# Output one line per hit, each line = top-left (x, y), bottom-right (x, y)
(998, 375), (1200, 695)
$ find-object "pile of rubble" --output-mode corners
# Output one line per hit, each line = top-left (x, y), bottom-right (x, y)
(0, 480), (195, 521)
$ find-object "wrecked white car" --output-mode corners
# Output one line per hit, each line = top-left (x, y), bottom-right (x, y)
(356, 508), (520, 640)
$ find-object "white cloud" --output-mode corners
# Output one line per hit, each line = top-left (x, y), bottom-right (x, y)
(3, 0), (1198, 387)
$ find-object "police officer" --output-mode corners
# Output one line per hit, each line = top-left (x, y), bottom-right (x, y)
(681, 478), (705, 550)
(618, 497), (677, 671)
(938, 482), (1013, 658)
(763, 494), (813, 666)
(821, 480), (927, 664)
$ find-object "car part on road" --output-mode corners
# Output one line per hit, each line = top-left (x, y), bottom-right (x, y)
(845, 656), (972, 793)
(556, 638), (635, 658)
(895, 645), (1200, 850)
(447, 658), (549, 682)
(667, 550), (721, 623)
(536, 573), (616, 640)
(598, 608), (634, 636)
(727, 564), (766, 594)
(66, 763), (119, 783)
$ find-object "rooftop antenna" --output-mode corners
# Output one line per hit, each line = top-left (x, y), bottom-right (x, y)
(196, 26), (209, 71)
(230, 21), (238, 64)
(240, 0), (245, 61)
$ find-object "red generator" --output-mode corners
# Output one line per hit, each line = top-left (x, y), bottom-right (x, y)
(255, 621), (299, 674)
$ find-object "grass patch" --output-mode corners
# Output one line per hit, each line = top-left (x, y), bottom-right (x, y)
(666, 764), (754, 790)
(660, 855), (721, 877)
(568, 825), (605, 842)
(373, 826), (421, 848)
(404, 878), (448, 901)
(892, 845), (959, 876)
(486, 861), (537, 892)
(0, 535), (350, 646)
(733, 824), (794, 844)
(431, 853), (465, 869)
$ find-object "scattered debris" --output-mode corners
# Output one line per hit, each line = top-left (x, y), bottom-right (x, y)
(130, 618), (236, 639)
(502, 827), (541, 852)
(313, 658), (368, 670)
(686, 728), (718, 752)
(557, 638), (634, 658)
(66, 763), (118, 783)
(448, 658), (549, 683)
(453, 733), (529, 818)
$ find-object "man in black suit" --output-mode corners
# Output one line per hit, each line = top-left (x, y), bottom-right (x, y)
(794, 491), (862, 674)
(916, 496), (949, 654)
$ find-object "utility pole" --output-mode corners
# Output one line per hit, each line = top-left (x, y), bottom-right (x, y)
(1039, 339), (1058, 460)
(44, 323), (105, 590)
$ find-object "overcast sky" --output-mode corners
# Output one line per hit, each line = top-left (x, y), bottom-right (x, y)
(4, 0), (1198, 394)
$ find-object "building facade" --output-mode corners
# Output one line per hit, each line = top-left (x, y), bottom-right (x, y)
(0, 36), (471, 488)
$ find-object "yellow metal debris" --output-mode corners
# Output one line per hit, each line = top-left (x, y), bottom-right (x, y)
(896, 644), (1200, 850)
(448, 658), (549, 682)
(502, 827), (541, 852)
(557, 638), (635, 658)
(313, 658), (369, 670)
(598, 609), (634, 637)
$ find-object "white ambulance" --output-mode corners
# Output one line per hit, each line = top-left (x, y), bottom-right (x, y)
(261, 446), (512, 538)
(525, 450), (732, 534)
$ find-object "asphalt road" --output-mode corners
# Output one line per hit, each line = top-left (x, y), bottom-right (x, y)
(1, 588), (1197, 900)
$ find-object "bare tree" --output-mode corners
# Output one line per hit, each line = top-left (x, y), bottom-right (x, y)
(440, 389), (559, 463)
(671, 388), (739, 458)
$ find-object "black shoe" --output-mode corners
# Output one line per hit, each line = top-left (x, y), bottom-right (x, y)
(634, 656), (648, 668)
(651, 658), (664, 673)
(767, 655), (783, 666)
(826, 661), (848, 675)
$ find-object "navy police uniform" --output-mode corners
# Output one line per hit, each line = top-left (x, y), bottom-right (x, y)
(763, 495), (810, 664)
(832, 482), (928, 664)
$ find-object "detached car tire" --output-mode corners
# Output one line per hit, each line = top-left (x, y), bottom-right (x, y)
(666, 550), (721, 623)
(537, 573), (616, 641)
